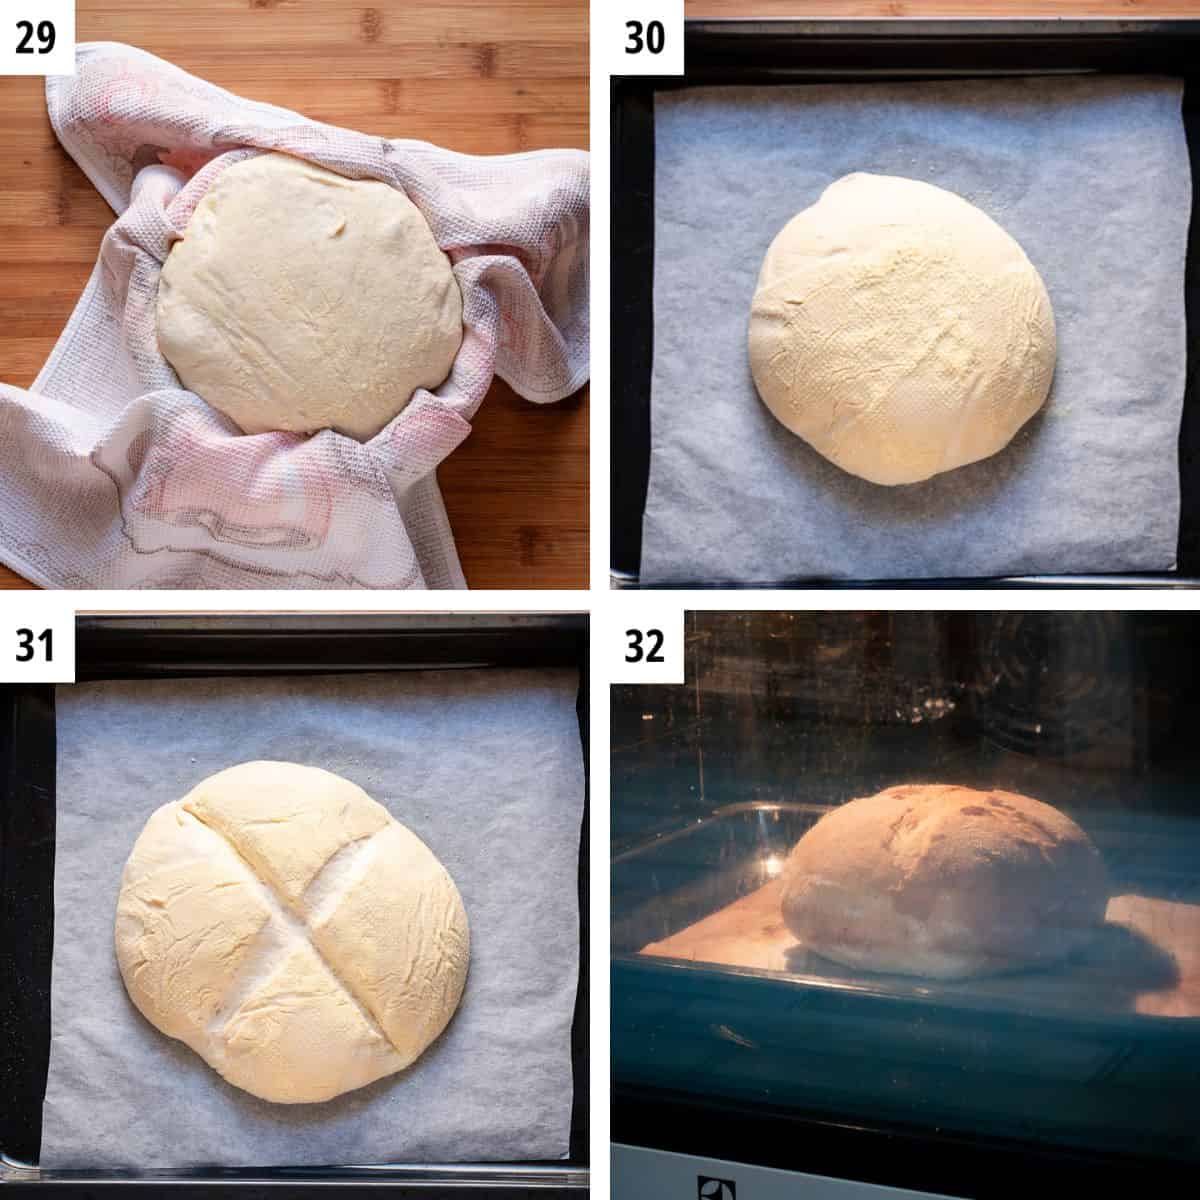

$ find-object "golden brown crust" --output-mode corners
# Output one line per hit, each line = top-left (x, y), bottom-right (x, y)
(781, 784), (1110, 979)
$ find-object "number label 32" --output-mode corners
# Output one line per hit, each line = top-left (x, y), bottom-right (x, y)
(625, 627), (665, 663)
(611, 610), (684, 684)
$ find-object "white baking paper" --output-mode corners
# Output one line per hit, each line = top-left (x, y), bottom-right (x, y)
(41, 668), (583, 1168)
(641, 76), (1192, 582)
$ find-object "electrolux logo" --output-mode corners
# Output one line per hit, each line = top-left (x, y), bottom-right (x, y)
(698, 1175), (736, 1200)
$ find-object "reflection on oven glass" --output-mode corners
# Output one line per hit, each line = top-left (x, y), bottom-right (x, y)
(612, 612), (1200, 1168)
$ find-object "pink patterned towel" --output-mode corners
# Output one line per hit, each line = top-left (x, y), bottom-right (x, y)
(0, 43), (589, 589)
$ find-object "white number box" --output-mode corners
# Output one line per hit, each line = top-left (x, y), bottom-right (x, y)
(1, 1), (74, 76)
(599, 1), (684, 78)
(607, 603), (685, 685)
(0, 596), (76, 682)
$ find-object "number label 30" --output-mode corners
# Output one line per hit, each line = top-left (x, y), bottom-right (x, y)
(607, 3), (683, 76)
(625, 20), (665, 56)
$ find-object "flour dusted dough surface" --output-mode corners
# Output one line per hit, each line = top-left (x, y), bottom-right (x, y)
(114, 761), (470, 1104)
(781, 784), (1109, 979)
(748, 173), (1056, 486)
(156, 152), (464, 441)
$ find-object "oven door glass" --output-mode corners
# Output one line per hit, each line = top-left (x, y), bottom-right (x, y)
(612, 612), (1200, 1167)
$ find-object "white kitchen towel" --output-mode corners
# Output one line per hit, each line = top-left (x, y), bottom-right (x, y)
(0, 43), (589, 589)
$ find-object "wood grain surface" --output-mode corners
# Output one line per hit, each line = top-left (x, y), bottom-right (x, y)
(0, 0), (588, 590)
(643, 878), (1200, 1019)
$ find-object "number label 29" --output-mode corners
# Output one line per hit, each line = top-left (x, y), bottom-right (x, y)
(2, 3), (73, 75)
(15, 20), (56, 55)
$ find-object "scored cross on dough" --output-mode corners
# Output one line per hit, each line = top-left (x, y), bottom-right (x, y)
(115, 762), (470, 1104)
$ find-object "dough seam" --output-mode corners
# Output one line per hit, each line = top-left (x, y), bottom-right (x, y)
(185, 808), (403, 1057)
(747, 173), (1056, 486)
(155, 152), (464, 440)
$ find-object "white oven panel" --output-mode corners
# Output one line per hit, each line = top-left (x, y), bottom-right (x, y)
(612, 1144), (966, 1200)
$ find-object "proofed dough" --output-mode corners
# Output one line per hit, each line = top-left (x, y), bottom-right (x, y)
(114, 761), (470, 1104)
(748, 173), (1057, 485)
(780, 783), (1109, 979)
(156, 152), (464, 440)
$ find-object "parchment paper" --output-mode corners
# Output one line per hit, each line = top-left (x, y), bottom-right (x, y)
(641, 76), (1192, 582)
(41, 668), (583, 1168)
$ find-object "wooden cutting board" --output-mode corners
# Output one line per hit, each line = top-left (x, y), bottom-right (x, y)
(643, 878), (1200, 1019)
(0, 0), (588, 590)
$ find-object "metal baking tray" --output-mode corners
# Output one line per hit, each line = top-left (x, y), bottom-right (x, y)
(611, 19), (1200, 588)
(0, 613), (589, 1196)
(612, 800), (1200, 1163)
(613, 799), (1200, 1014)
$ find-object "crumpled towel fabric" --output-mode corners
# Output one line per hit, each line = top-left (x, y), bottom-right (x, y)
(0, 43), (589, 589)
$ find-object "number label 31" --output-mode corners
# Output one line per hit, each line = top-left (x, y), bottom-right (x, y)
(0, 601), (76, 682)
(16, 627), (53, 663)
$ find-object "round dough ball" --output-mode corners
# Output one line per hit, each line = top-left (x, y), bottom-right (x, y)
(156, 152), (464, 441)
(115, 761), (470, 1104)
(780, 783), (1108, 979)
(748, 173), (1056, 485)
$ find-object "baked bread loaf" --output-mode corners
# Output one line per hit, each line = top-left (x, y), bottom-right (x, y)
(780, 783), (1108, 978)
(748, 173), (1056, 485)
(115, 761), (470, 1103)
(156, 152), (463, 441)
